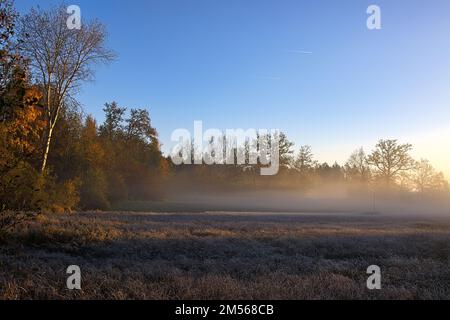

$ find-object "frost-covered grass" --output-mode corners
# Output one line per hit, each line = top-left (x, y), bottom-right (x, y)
(1, 211), (450, 299)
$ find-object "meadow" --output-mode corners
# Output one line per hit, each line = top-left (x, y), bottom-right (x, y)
(1, 210), (450, 300)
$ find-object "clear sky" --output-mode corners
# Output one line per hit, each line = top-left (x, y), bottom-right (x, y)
(16, 0), (450, 177)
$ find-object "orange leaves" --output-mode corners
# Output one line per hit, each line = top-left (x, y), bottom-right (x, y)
(23, 86), (42, 108)
(7, 104), (45, 156)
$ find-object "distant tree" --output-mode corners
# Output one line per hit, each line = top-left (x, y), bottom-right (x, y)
(277, 132), (295, 168)
(413, 159), (449, 194)
(344, 147), (371, 182)
(126, 108), (158, 145)
(294, 145), (317, 173)
(331, 162), (344, 180)
(367, 140), (414, 185)
(315, 162), (344, 181)
(259, 131), (294, 169)
(18, 4), (115, 173)
(99, 102), (126, 139)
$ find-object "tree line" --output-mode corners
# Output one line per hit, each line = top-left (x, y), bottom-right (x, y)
(169, 135), (449, 197)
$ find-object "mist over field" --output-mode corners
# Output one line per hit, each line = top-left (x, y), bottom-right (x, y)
(156, 189), (450, 217)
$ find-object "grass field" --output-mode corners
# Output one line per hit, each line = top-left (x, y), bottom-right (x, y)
(1, 211), (450, 300)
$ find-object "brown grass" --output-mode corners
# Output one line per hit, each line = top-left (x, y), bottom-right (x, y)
(1, 211), (450, 300)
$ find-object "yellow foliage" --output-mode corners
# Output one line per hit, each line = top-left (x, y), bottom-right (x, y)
(2, 86), (46, 159)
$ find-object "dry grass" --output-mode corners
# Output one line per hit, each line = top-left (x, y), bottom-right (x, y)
(1, 211), (450, 300)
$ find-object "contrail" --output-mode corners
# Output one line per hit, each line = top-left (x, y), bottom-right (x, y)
(287, 50), (313, 54)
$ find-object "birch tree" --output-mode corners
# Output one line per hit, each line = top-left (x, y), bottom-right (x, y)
(18, 4), (115, 172)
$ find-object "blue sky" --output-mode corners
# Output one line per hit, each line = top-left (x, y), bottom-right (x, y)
(16, 0), (450, 176)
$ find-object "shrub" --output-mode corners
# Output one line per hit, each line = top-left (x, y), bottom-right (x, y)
(47, 179), (80, 214)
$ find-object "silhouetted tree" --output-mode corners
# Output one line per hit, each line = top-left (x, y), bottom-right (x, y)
(277, 132), (295, 168)
(413, 159), (449, 194)
(344, 147), (371, 183)
(367, 140), (414, 185)
(294, 145), (317, 173)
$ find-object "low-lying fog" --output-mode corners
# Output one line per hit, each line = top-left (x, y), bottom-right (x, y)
(165, 189), (450, 217)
